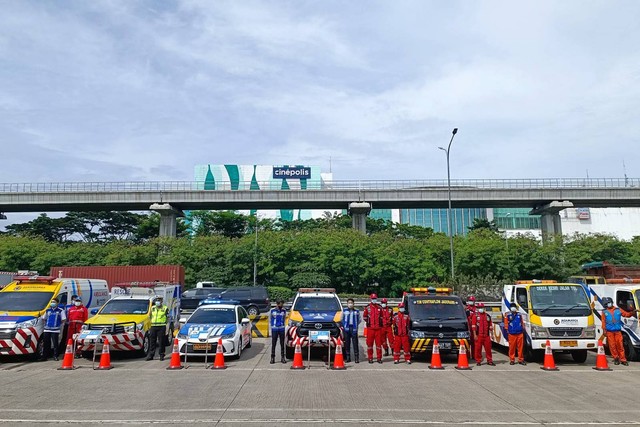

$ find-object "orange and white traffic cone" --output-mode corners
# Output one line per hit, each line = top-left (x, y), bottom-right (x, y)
(428, 339), (445, 370)
(593, 340), (612, 371)
(166, 338), (183, 370)
(58, 339), (76, 370)
(455, 342), (472, 370)
(290, 338), (305, 370)
(332, 338), (346, 370)
(95, 338), (113, 370)
(211, 338), (227, 370)
(540, 340), (559, 371)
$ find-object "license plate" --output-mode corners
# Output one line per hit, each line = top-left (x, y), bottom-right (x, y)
(559, 340), (578, 347)
(193, 343), (212, 351)
(439, 342), (452, 350)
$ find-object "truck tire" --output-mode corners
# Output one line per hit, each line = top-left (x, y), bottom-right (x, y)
(137, 334), (150, 358)
(30, 338), (44, 362)
(623, 334), (638, 361)
(571, 349), (588, 364)
(524, 343), (536, 363)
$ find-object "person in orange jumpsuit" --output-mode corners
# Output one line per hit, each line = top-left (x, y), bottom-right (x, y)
(601, 297), (634, 366)
(504, 302), (526, 365)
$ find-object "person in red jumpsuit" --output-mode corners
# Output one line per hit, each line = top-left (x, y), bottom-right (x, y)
(380, 298), (394, 357)
(392, 303), (411, 364)
(67, 296), (89, 358)
(363, 293), (383, 364)
(466, 296), (476, 356)
(471, 302), (495, 366)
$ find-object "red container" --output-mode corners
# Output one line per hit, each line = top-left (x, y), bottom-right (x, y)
(49, 265), (185, 290)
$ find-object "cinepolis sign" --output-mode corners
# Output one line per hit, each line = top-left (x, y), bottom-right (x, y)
(272, 166), (311, 179)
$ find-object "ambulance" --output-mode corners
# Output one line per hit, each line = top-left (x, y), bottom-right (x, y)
(491, 280), (597, 362)
(77, 282), (180, 358)
(586, 279), (640, 361)
(0, 275), (109, 358)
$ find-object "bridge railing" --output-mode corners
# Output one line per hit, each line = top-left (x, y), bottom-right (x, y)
(0, 178), (637, 193)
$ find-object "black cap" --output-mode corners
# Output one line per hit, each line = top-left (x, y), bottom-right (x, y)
(509, 302), (517, 308)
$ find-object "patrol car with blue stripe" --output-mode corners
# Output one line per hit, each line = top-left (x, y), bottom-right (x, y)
(177, 299), (252, 358)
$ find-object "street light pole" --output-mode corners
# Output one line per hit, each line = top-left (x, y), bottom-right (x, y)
(439, 128), (458, 280)
(253, 216), (258, 286)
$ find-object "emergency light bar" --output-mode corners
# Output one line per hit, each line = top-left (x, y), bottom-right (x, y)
(199, 299), (241, 306)
(410, 287), (453, 295)
(515, 280), (557, 284)
(114, 281), (175, 288)
(298, 288), (336, 293)
(13, 275), (57, 284)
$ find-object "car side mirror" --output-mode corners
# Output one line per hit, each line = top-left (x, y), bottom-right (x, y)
(90, 308), (99, 315)
(241, 318), (250, 324)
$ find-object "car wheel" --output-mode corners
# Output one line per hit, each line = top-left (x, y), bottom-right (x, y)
(30, 338), (44, 362)
(247, 306), (259, 316)
(246, 336), (252, 348)
(236, 338), (242, 360)
(138, 334), (150, 358)
(623, 334), (638, 361)
(571, 349), (588, 364)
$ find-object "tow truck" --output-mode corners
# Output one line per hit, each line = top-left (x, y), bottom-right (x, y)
(490, 280), (597, 362)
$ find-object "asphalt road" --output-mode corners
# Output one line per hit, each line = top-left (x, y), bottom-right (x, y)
(1, 339), (639, 426)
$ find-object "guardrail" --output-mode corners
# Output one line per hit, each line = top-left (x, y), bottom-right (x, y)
(0, 178), (638, 193)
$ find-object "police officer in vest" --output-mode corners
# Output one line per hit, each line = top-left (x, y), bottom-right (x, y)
(504, 302), (526, 365)
(147, 296), (170, 361)
(270, 299), (287, 364)
(342, 298), (360, 363)
(40, 297), (67, 361)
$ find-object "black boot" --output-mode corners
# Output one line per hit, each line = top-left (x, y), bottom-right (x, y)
(270, 355), (275, 364)
(281, 356), (287, 364)
(346, 356), (351, 363)
(355, 355), (359, 363)
(384, 348), (389, 356)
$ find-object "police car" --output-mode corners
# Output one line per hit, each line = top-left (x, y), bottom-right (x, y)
(176, 300), (252, 358)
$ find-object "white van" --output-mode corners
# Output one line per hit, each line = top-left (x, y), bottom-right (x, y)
(0, 275), (109, 358)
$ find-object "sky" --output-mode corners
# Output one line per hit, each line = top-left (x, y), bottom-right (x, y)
(1, 1), (640, 226)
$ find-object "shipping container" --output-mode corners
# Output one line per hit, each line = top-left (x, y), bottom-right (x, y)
(582, 261), (640, 280)
(49, 265), (185, 290)
(0, 271), (18, 289)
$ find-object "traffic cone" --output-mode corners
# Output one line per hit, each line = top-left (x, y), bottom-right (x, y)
(290, 338), (305, 370)
(95, 338), (113, 370)
(166, 338), (183, 370)
(428, 339), (445, 370)
(363, 326), (367, 338)
(57, 339), (76, 370)
(332, 338), (346, 370)
(455, 342), (472, 370)
(593, 340), (612, 371)
(211, 338), (227, 370)
(540, 340), (559, 371)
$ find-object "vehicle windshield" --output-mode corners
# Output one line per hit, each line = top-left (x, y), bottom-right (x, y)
(293, 296), (341, 311)
(406, 296), (466, 320)
(99, 299), (150, 315)
(182, 290), (198, 297)
(0, 292), (54, 312)
(188, 307), (236, 324)
(530, 285), (591, 317)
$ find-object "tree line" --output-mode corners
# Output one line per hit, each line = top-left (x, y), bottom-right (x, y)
(1, 211), (639, 298)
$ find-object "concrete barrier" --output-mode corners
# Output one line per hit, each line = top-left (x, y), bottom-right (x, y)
(250, 314), (271, 338)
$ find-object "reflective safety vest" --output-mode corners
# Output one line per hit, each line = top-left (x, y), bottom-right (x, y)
(505, 312), (524, 335)
(342, 308), (360, 333)
(393, 312), (410, 337)
(604, 308), (623, 332)
(270, 308), (287, 331)
(151, 305), (169, 326)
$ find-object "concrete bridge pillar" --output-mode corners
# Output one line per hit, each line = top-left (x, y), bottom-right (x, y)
(530, 201), (573, 241)
(348, 202), (371, 234)
(150, 203), (184, 238)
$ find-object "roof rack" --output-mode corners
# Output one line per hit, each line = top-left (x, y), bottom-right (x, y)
(298, 288), (336, 293)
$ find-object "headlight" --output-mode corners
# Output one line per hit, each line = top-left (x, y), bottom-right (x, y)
(531, 325), (548, 338)
(457, 331), (470, 339)
(221, 333), (234, 339)
(177, 333), (187, 339)
(81, 324), (89, 331)
(410, 331), (425, 338)
(16, 318), (39, 329)
(584, 325), (596, 339)
(288, 320), (301, 327)
(124, 325), (135, 333)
